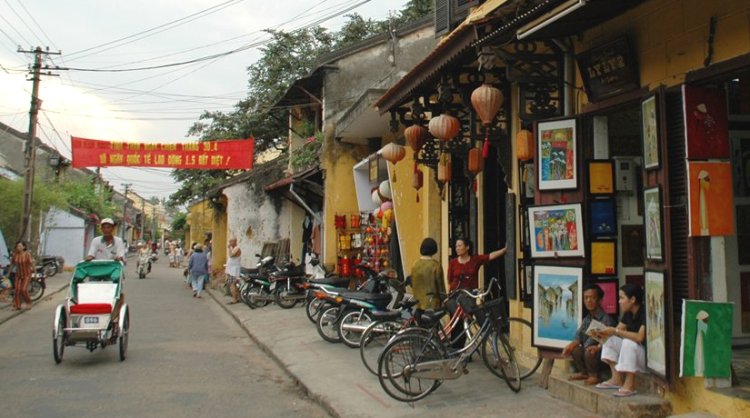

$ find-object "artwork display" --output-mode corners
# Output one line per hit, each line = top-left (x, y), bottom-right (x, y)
(644, 187), (663, 260)
(588, 160), (615, 195)
(642, 95), (660, 170)
(621, 225), (644, 267)
(683, 85), (730, 160)
(645, 271), (667, 379)
(538, 119), (577, 190)
(589, 199), (616, 239)
(533, 265), (583, 350)
(730, 134), (750, 197)
(521, 162), (536, 199)
(591, 240), (617, 275)
(680, 300), (733, 378)
(687, 162), (735, 237)
(594, 278), (619, 316)
(527, 203), (585, 258)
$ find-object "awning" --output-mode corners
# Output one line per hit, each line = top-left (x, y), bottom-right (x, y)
(335, 88), (389, 144)
(516, 0), (645, 40)
(265, 166), (324, 221)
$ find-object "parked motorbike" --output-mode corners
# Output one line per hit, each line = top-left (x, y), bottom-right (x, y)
(39, 255), (64, 277)
(270, 262), (309, 309)
(241, 254), (279, 309)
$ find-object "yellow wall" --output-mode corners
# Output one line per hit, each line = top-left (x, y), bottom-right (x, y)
(667, 377), (750, 417)
(211, 196), (228, 275)
(186, 199), (214, 248)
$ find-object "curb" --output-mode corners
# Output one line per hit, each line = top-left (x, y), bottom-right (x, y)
(206, 288), (342, 418)
(0, 282), (70, 327)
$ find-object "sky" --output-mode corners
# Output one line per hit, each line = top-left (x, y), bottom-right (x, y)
(0, 0), (409, 200)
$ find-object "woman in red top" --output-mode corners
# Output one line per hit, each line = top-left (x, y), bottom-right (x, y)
(448, 238), (507, 291)
(10, 241), (34, 311)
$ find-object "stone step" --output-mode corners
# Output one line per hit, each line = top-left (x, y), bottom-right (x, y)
(549, 375), (672, 418)
(667, 413), (719, 418)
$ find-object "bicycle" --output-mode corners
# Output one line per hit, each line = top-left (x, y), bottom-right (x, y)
(376, 278), (521, 402)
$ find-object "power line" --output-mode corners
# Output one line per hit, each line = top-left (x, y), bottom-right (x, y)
(3, 0), (46, 46)
(12, 0), (58, 49)
(0, 12), (33, 47)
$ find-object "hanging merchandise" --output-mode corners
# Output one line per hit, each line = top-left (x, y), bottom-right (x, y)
(470, 84), (504, 158)
(429, 113), (461, 141)
(516, 129), (535, 161)
(371, 189), (382, 206)
(380, 143), (406, 181)
(378, 180), (392, 201)
(380, 201), (394, 212)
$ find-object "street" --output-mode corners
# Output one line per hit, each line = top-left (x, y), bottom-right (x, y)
(0, 257), (329, 418)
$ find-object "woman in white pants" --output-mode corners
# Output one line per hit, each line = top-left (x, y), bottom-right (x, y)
(593, 283), (646, 397)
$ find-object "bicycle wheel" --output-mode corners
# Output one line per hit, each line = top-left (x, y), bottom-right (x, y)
(377, 332), (444, 402)
(360, 320), (401, 375)
(507, 317), (542, 379)
(481, 329), (521, 392)
(338, 310), (372, 348)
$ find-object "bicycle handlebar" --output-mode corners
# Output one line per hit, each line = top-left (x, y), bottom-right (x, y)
(453, 277), (499, 300)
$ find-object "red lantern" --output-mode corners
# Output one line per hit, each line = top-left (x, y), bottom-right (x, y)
(381, 143), (406, 182)
(516, 129), (535, 161)
(404, 125), (429, 152)
(412, 168), (423, 203)
(437, 154), (452, 183)
(467, 146), (482, 175)
(428, 114), (461, 141)
(470, 84), (504, 158)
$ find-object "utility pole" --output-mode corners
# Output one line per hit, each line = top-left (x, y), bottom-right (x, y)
(18, 47), (61, 243)
(122, 183), (132, 243)
(141, 199), (145, 240)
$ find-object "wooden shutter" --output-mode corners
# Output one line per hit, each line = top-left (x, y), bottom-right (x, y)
(434, 0), (450, 37)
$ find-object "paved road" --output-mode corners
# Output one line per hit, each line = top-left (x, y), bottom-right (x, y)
(0, 257), (329, 418)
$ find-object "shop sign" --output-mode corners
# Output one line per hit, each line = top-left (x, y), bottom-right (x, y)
(576, 37), (640, 101)
(71, 136), (254, 169)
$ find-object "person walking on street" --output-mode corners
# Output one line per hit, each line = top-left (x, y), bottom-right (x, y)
(9, 241), (34, 311)
(188, 244), (209, 298)
(225, 237), (242, 304)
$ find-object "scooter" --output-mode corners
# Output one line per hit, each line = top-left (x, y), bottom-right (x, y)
(39, 255), (64, 277)
(137, 253), (151, 279)
(270, 261), (309, 309)
(241, 255), (279, 309)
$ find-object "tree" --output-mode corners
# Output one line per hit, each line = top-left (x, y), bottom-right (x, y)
(0, 178), (66, 243)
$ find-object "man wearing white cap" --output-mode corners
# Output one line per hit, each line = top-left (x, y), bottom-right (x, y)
(86, 218), (126, 262)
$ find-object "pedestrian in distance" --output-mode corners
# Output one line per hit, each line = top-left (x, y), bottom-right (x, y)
(225, 237), (242, 304)
(188, 244), (209, 298)
(409, 237), (444, 310)
(562, 283), (616, 386)
(9, 241), (34, 311)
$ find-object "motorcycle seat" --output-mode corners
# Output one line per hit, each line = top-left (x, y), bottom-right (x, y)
(240, 267), (258, 275)
(371, 310), (402, 321)
(339, 291), (392, 303)
(308, 277), (350, 287)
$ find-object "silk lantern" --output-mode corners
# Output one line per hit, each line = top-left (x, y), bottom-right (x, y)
(404, 125), (429, 152)
(437, 154), (452, 183)
(371, 189), (382, 206)
(428, 114), (461, 141)
(470, 84), (503, 158)
(378, 180), (392, 201)
(380, 143), (406, 181)
(412, 167), (423, 203)
(516, 129), (534, 161)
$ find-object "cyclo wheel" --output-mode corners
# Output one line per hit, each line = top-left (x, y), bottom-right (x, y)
(337, 310), (372, 348)
(316, 306), (342, 343)
(481, 329), (521, 392)
(360, 320), (401, 375)
(118, 308), (129, 362)
(52, 308), (66, 364)
(377, 332), (444, 402)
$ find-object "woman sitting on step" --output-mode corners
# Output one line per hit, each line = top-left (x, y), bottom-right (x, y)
(592, 283), (646, 398)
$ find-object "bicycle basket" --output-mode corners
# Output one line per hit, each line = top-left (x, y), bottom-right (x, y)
(477, 297), (506, 329)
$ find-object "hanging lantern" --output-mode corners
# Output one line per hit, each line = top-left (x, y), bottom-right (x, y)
(437, 154), (452, 183)
(404, 125), (429, 153)
(428, 114), (461, 141)
(371, 189), (382, 206)
(412, 168), (423, 203)
(467, 146), (482, 175)
(516, 129), (535, 161)
(470, 84), (504, 159)
(378, 180), (392, 201)
(380, 143), (406, 182)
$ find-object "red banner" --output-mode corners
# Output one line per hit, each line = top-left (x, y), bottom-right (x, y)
(71, 137), (254, 169)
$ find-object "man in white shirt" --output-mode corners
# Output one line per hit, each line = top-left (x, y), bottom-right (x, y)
(86, 218), (126, 262)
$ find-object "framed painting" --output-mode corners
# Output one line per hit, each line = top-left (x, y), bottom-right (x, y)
(590, 240), (617, 276)
(682, 85), (729, 160)
(644, 186), (663, 261)
(588, 160), (614, 195)
(589, 198), (616, 239)
(533, 265), (583, 350)
(519, 261), (534, 307)
(642, 94), (660, 170)
(520, 161), (536, 200)
(527, 203), (585, 258)
(369, 155), (379, 183)
(593, 278), (619, 316)
(645, 270), (668, 379)
(621, 225), (644, 267)
(687, 161), (735, 237)
(537, 118), (577, 190)
(680, 300), (733, 378)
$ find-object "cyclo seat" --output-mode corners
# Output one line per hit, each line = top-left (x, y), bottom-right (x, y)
(371, 310), (402, 321)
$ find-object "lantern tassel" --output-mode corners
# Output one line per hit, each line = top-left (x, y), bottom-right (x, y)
(416, 192), (420, 203)
(482, 127), (490, 158)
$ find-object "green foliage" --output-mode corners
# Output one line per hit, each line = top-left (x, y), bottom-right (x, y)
(171, 212), (187, 239)
(60, 178), (117, 218)
(0, 178), (66, 242)
(290, 133), (323, 171)
(171, 2), (432, 206)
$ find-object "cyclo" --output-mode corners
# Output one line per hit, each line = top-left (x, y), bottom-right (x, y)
(52, 260), (130, 363)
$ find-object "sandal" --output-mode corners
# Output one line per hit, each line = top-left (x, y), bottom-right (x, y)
(568, 373), (588, 381)
(595, 381), (621, 389)
(613, 389), (638, 397)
